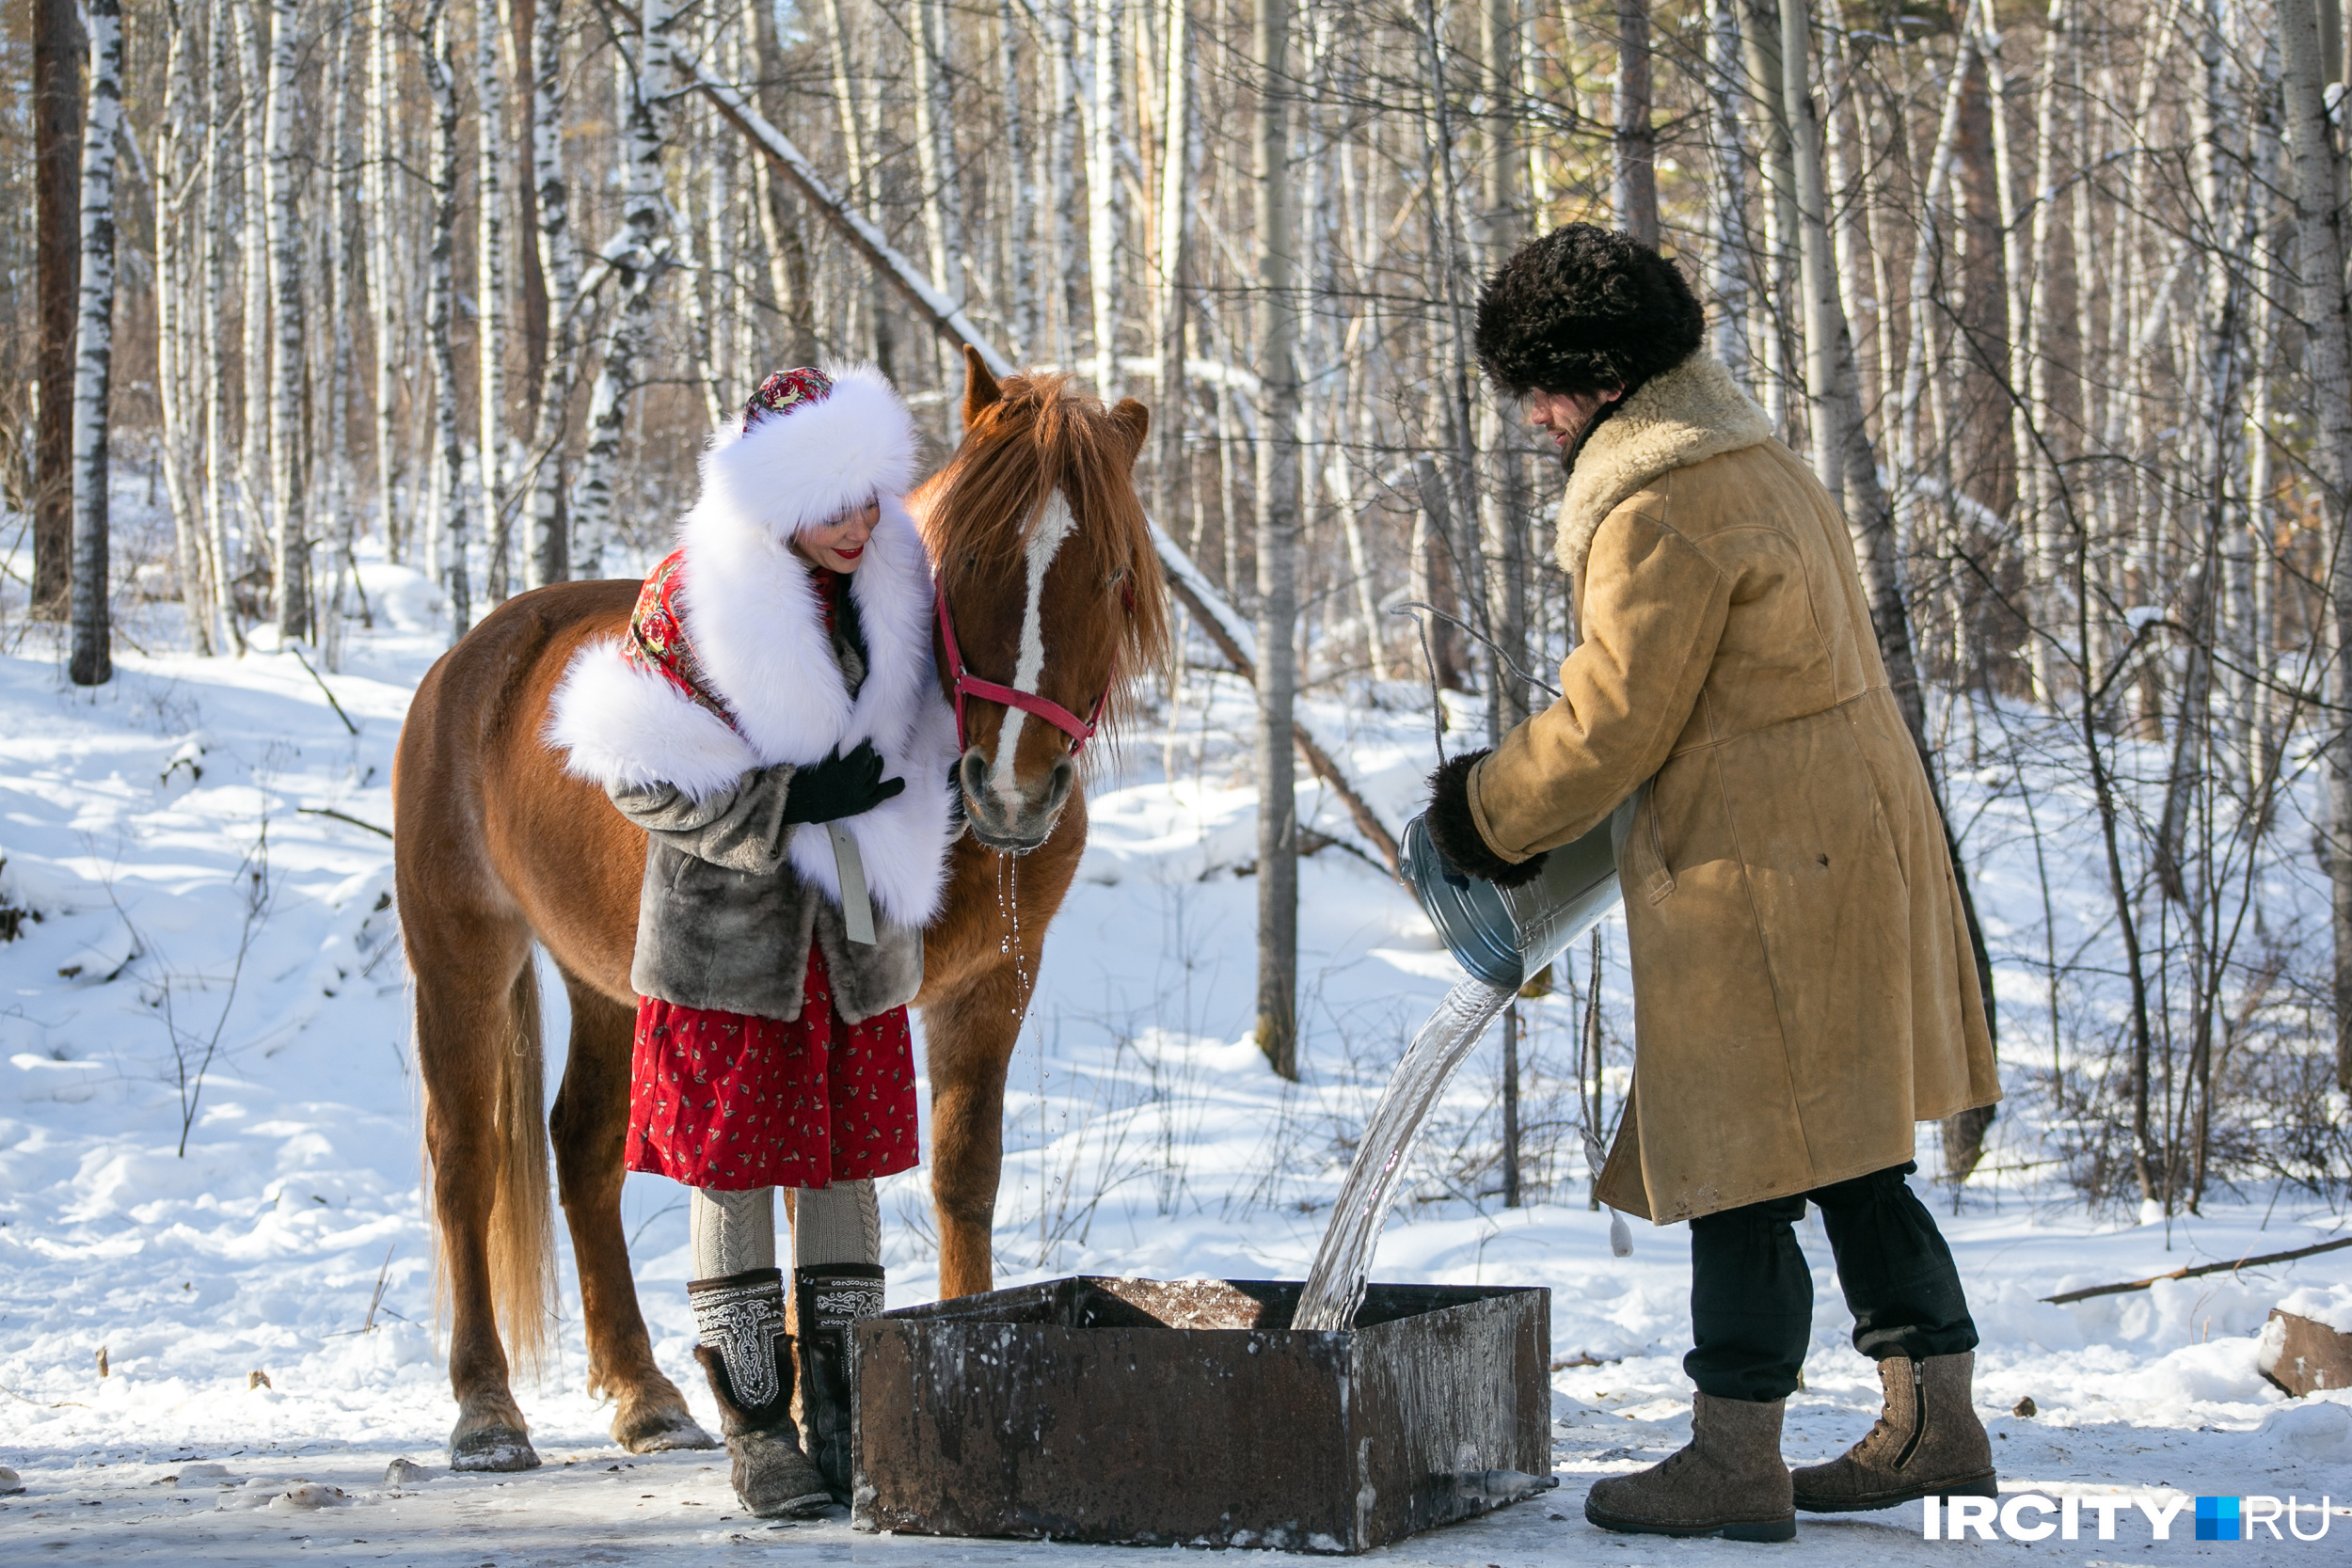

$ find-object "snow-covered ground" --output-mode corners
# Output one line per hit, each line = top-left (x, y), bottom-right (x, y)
(3, 557), (2349, 1564)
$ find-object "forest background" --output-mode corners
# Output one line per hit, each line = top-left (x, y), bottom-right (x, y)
(2, 0), (2348, 1224)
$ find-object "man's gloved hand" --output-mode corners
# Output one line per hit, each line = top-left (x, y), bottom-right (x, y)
(781, 740), (906, 825)
(1422, 748), (1549, 888)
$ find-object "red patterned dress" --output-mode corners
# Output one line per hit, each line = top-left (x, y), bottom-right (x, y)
(619, 551), (922, 1192)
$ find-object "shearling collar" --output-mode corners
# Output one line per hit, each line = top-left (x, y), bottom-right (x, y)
(1554, 354), (1774, 578)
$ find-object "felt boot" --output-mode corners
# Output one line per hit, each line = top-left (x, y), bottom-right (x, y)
(1792, 1352), (1996, 1513)
(688, 1268), (832, 1519)
(1583, 1392), (1797, 1542)
(794, 1264), (885, 1501)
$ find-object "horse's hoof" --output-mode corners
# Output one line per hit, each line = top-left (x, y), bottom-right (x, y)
(449, 1423), (540, 1472)
(618, 1409), (718, 1453)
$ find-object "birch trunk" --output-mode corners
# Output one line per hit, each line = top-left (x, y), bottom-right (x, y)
(478, 0), (512, 600)
(1779, 0), (1846, 507)
(201, 6), (244, 651)
(1705, 0), (1754, 387)
(158, 8), (215, 655)
(366, 0), (403, 563)
(912, 0), (964, 309)
(1253, 0), (1299, 1079)
(69, 0), (124, 686)
(1001, 0), (1036, 356)
(524, 0), (577, 586)
(321, 25), (360, 668)
(568, 0), (676, 578)
(1471, 0), (1530, 732)
(1086, 0), (1124, 397)
(749, 0), (817, 366)
(422, 0), (468, 629)
(1154, 0), (1190, 526)
(1740, 0), (1800, 436)
(2279, 0), (2352, 1091)
(231, 0), (271, 586)
(265, 0), (307, 640)
(1049, 4), (1084, 367)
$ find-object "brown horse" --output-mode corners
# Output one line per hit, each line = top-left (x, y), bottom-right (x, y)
(389, 351), (1169, 1468)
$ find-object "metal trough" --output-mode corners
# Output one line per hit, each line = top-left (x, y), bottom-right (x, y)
(850, 1275), (1554, 1553)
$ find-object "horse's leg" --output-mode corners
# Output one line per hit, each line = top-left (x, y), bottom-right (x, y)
(922, 956), (1030, 1298)
(411, 916), (544, 1470)
(923, 815), (1087, 1298)
(548, 966), (716, 1452)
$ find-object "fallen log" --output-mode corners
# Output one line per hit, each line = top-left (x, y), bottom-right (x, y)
(2039, 1234), (2352, 1305)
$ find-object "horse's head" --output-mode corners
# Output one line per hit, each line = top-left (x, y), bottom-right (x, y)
(914, 348), (1171, 853)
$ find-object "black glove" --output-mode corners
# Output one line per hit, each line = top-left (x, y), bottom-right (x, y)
(1423, 748), (1549, 888)
(780, 740), (906, 825)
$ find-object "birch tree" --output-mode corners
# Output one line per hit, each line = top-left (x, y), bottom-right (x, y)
(422, 0), (468, 628)
(1253, 0), (1300, 1079)
(265, 0), (307, 638)
(157, 0), (215, 656)
(2279, 0), (2352, 1092)
(1153, 0), (1189, 528)
(478, 0), (512, 600)
(69, 0), (125, 687)
(525, 0), (580, 588)
(570, 0), (677, 578)
(366, 0), (403, 563)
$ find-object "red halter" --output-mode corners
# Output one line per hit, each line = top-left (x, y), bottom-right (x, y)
(934, 576), (1114, 757)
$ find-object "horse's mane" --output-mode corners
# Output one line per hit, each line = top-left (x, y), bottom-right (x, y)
(920, 372), (1172, 750)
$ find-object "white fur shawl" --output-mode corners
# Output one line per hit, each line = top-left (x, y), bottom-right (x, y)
(544, 364), (958, 927)
(1555, 354), (1775, 579)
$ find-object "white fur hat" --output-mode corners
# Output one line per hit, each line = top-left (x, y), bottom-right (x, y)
(694, 362), (919, 544)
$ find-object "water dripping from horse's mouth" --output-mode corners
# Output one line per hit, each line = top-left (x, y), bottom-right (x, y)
(955, 747), (1073, 855)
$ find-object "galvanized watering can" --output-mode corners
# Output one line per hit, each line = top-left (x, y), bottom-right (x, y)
(1398, 794), (1635, 989)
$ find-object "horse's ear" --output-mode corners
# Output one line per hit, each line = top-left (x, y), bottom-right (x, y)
(961, 345), (1003, 431)
(1109, 398), (1150, 468)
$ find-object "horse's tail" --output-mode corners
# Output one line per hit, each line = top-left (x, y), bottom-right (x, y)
(426, 960), (559, 1378)
(488, 962), (558, 1375)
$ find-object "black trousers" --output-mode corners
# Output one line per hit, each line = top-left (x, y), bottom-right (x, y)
(1684, 1162), (1978, 1403)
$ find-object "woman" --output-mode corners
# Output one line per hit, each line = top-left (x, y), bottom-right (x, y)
(549, 364), (959, 1517)
(1424, 228), (2001, 1543)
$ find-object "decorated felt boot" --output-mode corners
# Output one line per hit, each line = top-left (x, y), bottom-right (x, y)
(1583, 1391), (1797, 1542)
(1792, 1352), (1996, 1513)
(793, 1264), (885, 1501)
(689, 1268), (832, 1519)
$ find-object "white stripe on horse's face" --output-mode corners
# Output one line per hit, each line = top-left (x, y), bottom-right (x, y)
(989, 488), (1077, 802)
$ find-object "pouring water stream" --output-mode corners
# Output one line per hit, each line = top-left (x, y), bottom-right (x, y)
(1292, 802), (1633, 1332)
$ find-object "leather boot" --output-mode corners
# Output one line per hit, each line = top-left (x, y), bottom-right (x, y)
(1793, 1352), (1996, 1513)
(688, 1268), (832, 1519)
(794, 1264), (884, 1502)
(1583, 1392), (1796, 1542)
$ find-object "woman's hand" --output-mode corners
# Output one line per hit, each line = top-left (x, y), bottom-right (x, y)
(781, 740), (907, 825)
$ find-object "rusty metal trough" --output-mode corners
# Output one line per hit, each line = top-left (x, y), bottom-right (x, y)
(850, 1275), (1554, 1553)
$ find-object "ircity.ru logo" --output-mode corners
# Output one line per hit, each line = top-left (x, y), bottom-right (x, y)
(1922, 1493), (2334, 1542)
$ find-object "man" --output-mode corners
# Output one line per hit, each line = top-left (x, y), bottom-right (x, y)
(1423, 224), (2002, 1544)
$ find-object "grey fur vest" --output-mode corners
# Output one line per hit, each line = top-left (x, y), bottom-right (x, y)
(604, 600), (926, 1023)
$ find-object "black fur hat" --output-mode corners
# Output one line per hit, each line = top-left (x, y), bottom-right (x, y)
(1473, 224), (1706, 399)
